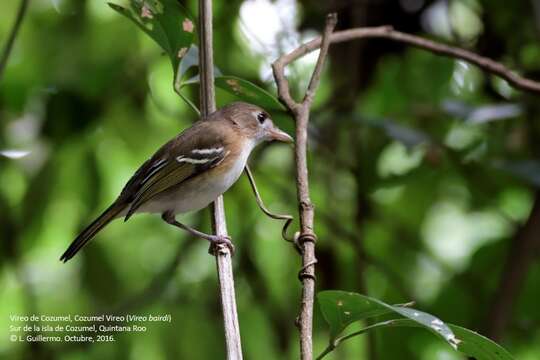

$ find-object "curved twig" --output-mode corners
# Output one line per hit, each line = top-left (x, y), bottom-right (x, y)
(244, 165), (295, 243)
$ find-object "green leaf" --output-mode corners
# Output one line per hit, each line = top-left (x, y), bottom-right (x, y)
(215, 76), (285, 111)
(449, 324), (514, 360)
(108, 0), (195, 77)
(318, 291), (458, 349)
(380, 320), (514, 360)
(174, 54), (286, 118)
(177, 45), (201, 82)
(175, 45), (223, 89)
(317, 291), (394, 338)
(318, 291), (514, 359)
(392, 307), (459, 349)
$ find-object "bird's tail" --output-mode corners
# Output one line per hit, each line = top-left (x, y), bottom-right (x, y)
(60, 202), (124, 263)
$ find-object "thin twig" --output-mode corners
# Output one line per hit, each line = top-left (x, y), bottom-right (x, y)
(303, 16), (337, 106)
(244, 165), (295, 243)
(272, 13), (338, 360)
(0, 0), (30, 83)
(277, 25), (540, 95)
(198, 0), (242, 358)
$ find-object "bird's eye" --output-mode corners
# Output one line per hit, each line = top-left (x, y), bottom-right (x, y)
(257, 112), (268, 124)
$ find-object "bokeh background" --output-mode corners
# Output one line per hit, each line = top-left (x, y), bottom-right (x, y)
(2, 0), (540, 359)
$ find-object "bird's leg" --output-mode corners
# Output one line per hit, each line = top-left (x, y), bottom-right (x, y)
(161, 211), (235, 255)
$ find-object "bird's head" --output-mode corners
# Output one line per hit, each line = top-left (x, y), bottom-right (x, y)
(221, 102), (293, 144)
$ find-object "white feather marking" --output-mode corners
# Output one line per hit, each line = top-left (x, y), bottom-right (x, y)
(136, 145), (249, 215)
(191, 147), (223, 155)
(176, 155), (211, 164)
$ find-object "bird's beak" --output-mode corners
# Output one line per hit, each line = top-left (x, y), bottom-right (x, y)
(268, 127), (294, 143)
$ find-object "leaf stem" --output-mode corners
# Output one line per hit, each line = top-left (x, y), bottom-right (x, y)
(174, 62), (201, 116)
(175, 85), (201, 116)
(316, 320), (398, 360)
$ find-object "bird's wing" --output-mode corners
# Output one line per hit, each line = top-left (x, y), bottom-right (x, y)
(121, 124), (228, 220)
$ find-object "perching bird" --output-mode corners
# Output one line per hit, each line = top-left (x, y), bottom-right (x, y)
(60, 102), (293, 262)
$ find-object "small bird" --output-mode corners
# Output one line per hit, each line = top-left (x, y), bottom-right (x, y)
(60, 102), (292, 262)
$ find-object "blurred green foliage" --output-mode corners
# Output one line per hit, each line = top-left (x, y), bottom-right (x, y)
(1, 0), (540, 359)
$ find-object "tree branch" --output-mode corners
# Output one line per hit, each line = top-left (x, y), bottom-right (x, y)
(274, 10), (540, 360)
(198, 0), (242, 358)
(0, 0), (30, 83)
(484, 191), (540, 341)
(278, 25), (540, 95)
(272, 13), (338, 360)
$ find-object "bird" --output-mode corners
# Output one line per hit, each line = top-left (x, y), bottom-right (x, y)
(60, 102), (293, 262)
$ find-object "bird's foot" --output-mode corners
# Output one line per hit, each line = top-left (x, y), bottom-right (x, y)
(207, 235), (235, 256)
(161, 211), (235, 256)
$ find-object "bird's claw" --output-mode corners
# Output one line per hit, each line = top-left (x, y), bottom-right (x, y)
(207, 235), (235, 256)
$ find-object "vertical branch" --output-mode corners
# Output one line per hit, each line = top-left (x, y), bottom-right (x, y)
(198, 0), (215, 116)
(484, 191), (540, 341)
(294, 107), (318, 360)
(0, 0), (30, 82)
(272, 13), (337, 360)
(198, 0), (243, 358)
